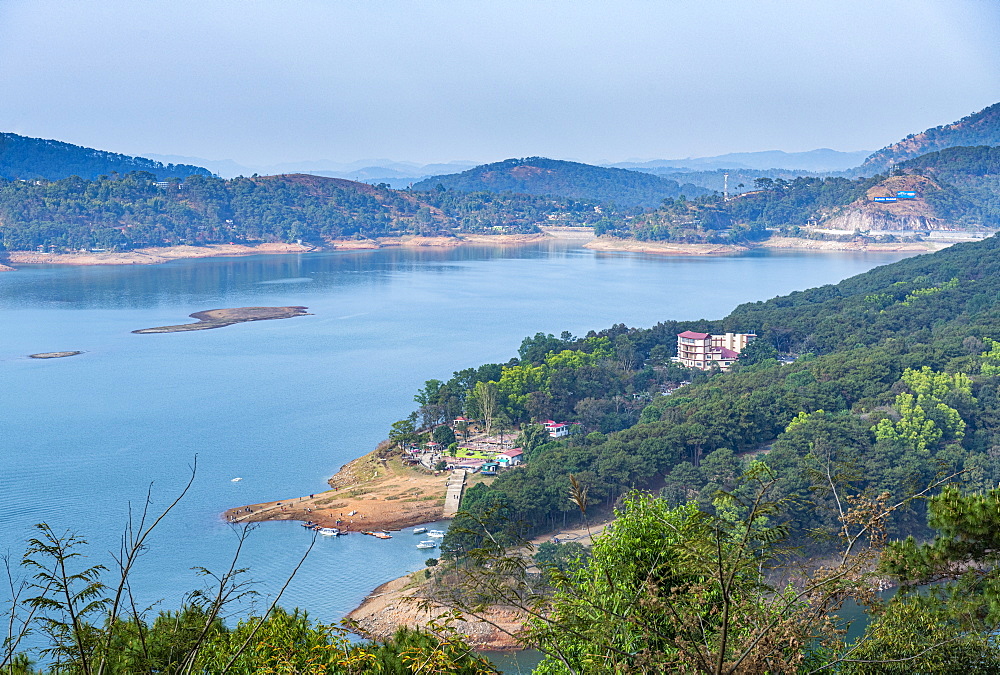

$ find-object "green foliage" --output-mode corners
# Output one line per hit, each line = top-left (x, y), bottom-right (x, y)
(0, 132), (211, 181)
(412, 157), (709, 208)
(0, 172), (604, 251)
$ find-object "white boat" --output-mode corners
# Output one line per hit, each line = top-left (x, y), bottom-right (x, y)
(427, 529), (445, 538)
(416, 540), (437, 549)
(230, 477), (242, 482)
(412, 527), (427, 535)
(317, 527), (340, 536)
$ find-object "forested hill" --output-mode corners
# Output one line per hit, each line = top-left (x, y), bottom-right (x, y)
(411, 157), (710, 208)
(0, 172), (605, 251)
(858, 102), (1000, 175)
(393, 233), (1000, 554)
(0, 132), (212, 181)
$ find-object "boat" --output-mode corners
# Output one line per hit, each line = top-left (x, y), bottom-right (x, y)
(362, 530), (393, 539)
(230, 477), (242, 482)
(416, 540), (437, 549)
(427, 529), (445, 538)
(412, 527), (427, 535)
(317, 527), (340, 536)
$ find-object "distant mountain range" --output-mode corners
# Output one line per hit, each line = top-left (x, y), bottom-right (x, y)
(145, 154), (477, 187)
(0, 133), (211, 181)
(609, 148), (872, 173)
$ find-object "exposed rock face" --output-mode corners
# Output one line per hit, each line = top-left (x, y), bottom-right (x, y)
(822, 175), (952, 231)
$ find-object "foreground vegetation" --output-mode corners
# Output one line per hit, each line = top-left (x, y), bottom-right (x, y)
(10, 233), (1000, 672)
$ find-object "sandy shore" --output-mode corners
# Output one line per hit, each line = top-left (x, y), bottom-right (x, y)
(347, 572), (527, 650)
(1, 234), (560, 269)
(346, 518), (612, 649)
(760, 236), (951, 252)
(2, 243), (314, 267)
(225, 452), (451, 532)
(583, 235), (954, 256)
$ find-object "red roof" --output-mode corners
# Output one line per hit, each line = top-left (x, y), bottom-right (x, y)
(499, 448), (524, 458)
(715, 347), (739, 359)
(678, 331), (709, 339)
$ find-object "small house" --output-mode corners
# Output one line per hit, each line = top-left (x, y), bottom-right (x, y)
(543, 420), (570, 438)
(497, 448), (524, 467)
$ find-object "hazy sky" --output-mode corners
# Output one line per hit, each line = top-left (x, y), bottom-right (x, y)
(1, 0), (999, 166)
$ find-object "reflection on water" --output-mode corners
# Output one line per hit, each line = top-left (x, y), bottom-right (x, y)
(0, 242), (918, 653)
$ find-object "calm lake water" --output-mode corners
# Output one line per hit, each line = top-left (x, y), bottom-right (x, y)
(0, 241), (916, 663)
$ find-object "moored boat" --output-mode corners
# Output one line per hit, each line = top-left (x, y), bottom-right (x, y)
(412, 527), (427, 535)
(427, 529), (445, 538)
(416, 540), (437, 549)
(317, 527), (340, 536)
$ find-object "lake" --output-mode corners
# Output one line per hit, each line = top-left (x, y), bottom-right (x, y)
(0, 241), (917, 661)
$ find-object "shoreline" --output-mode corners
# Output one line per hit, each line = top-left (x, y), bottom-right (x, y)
(346, 573), (527, 651)
(0, 232), (566, 270)
(0, 230), (948, 271)
(346, 519), (611, 650)
(584, 235), (954, 256)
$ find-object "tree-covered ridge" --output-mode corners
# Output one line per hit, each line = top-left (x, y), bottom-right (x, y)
(0, 172), (607, 251)
(598, 160), (1000, 242)
(858, 101), (1000, 175)
(375, 236), (1000, 555)
(0, 133), (211, 181)
(412, 157), (710, 208)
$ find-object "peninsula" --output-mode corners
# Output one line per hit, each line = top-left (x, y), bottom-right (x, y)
(132, 306), (310, 333)
(225, 449), (466, 532)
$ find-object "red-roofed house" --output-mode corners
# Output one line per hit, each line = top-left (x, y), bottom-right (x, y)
(497, 448), (524, 466)
(675, 332), (755, 371)
(542, 420), (570, 438)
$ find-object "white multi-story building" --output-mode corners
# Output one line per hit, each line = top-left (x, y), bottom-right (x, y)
(675, 331), (756, 371)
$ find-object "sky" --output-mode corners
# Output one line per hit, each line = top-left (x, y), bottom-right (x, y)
(1, 0), (999, 167)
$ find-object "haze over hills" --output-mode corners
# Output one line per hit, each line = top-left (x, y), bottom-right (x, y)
(146, 153), (476, 186)
(0, 133), (211, 181)
(858, 103), (1000, 175)
(610, 148), (872, 173)
(411, 157), (710, 208)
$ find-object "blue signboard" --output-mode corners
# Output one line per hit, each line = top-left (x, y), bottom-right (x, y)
(897, 191), (917, 198)
(873, 196), (898, 203)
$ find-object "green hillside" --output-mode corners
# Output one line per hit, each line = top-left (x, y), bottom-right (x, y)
(412, 156), (709, 208)
(376, 234), (1000, 552)
(0, 172), (605, 251)
(0, 132), (212, 181)
(858, 102), (1000, 175)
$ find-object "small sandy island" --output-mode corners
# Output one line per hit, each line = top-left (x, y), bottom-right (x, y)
(132, 306), (310, 334)
(29, 351), (83, 359)
(225, 450), (468, 532)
